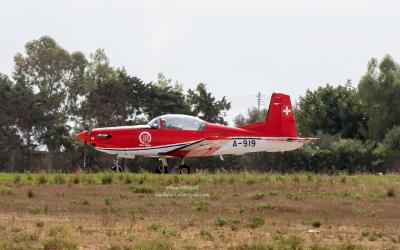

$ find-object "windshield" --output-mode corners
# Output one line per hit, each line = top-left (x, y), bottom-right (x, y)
(160, 115), (204, 130)
(147, 117), (160, 129)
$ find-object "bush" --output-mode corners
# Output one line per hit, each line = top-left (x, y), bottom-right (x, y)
(192, 202), (209, 212)
(387, 187), (396, 197)
(311, 219), (321, 228)
(101, 174), (113, 184)
(0, 186), (13, 195)
(247, 215), (265, 229)
(37, 174), (48, 184)
(215, 216), (230, 227)
(27, 189), (34, 198)
(13, 175), (22, 185)
(104, 196), (114, 206)
(248, 192), (266, 200)
(26, 206), (42, 214)
(53, 174), (66, 184)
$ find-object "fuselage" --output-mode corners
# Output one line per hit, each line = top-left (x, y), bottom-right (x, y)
(77, 114), (306, 159)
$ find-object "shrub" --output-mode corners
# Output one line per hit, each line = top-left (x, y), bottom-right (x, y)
(131, 185), (155, 194)
(149, 223), (161, 231)
(44, 226), (78, 250)
(311, 219), (321, 228)
(27, 189), (34, 198)
(386, 187), (395, 197)
(133, 239), (173, 250)
(37, 174), (48, 184)
(104, 196), (114, 206)
(48, 226), (69, 238)
(14, 175), (22, 185)
(53, 174), (66, 184)
(0, 186), (13, 195)
(101, 173), (113, 184)
(248, 191), (266, 200)
(36, 221), (44, 228)
(279, 235), (303, 250)
(72, 174), (80, 184)
(247, 215), (265, 229)
(200, 230), (213, 241)
(192, 202), (209, 212)
(71, 198), (90, 205)
(124, 175), (133, 184)
(215, 216), (230, 227)
(233, 242), (274, 250)
(26, 206), (42, 215)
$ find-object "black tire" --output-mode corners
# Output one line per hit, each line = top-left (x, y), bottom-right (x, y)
(179, 165), (191, 174)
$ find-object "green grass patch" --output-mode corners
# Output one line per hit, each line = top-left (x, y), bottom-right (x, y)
(131, 185), (155, 194)
(247, 191), (266, 200)
(247, 215), (265, 229)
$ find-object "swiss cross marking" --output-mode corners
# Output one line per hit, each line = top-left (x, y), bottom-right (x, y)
(283, 106), (291, 116)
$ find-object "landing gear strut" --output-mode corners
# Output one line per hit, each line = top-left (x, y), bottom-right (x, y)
(111, 157), (123, 172)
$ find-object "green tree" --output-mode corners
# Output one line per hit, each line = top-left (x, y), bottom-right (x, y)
(382, 125), (400, 150)
(296, 81), (366, 139)
(233, 107), (268, 126)
(144, 73), (191, 119)
(187, 83), (231, 124)
(358, 55), (400, 140)
(81, 70), (147, 127)
(13, 36), (88, 154)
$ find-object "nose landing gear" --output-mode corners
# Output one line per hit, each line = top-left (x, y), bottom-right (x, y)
(111, 157), (123, 172)
(155, 157), (169, 174)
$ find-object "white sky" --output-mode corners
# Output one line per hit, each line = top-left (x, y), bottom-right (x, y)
(1, 0), (399, 124)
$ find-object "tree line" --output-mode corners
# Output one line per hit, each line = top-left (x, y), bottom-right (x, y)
(1, 36), (400, 173)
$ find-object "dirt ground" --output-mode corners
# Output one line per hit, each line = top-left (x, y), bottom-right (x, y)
(0, 173), (399, 249)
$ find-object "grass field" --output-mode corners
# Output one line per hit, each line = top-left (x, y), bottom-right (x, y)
(0, 172), (400, 249)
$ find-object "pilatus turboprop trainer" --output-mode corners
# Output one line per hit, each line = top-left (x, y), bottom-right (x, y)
(77, 93), (317, 173)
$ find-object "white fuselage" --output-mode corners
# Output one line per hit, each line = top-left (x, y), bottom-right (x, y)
(95, 137), (305, 159)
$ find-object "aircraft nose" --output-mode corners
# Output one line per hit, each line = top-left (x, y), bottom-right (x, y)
(77, 131), (90, 142)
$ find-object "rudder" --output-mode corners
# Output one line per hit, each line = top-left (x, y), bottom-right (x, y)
(238, 93), (298, 137)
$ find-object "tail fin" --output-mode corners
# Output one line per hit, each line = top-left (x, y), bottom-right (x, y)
(238, 93), (298, 137)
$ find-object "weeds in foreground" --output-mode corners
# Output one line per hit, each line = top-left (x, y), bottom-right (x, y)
(27, 189), (35, 198)
(131, 185), (155, 194)
(247, 215), (265, 229)
(192, 202), (209, 212)
(26, 206), (43, 215)
(0, 186), (13, 195)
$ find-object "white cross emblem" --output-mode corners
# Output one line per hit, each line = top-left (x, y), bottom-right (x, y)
(283, 106), (291, 116)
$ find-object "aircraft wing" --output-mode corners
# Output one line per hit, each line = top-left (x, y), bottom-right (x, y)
(158, 138), (227, 157)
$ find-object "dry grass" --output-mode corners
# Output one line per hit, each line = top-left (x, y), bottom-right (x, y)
(0, 172), (399, 249)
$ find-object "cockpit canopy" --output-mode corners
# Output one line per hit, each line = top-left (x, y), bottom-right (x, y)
(147, 114), (205, 131)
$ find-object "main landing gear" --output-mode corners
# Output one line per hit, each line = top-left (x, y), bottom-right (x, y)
(111, 157), (123, 172)
(178, 158), (191, 174)
(154, 157), (191, 174)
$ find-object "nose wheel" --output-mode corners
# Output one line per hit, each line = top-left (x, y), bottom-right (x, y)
(111, 157), (123, 172)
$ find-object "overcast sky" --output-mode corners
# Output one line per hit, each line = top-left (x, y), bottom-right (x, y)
(1, 0), (399, 123)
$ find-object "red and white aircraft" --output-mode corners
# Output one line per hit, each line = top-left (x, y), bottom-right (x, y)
(77, 93), (316, 173)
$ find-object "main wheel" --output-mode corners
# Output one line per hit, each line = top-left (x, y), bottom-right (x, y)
(179, 165), (191, 174)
